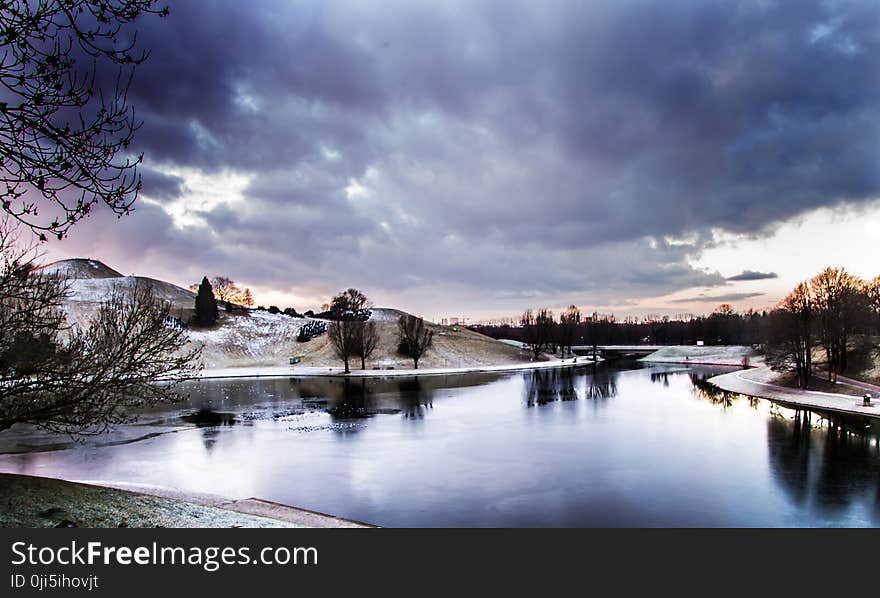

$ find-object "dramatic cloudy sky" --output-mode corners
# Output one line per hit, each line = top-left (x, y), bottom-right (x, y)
(40, 0), (880, 320)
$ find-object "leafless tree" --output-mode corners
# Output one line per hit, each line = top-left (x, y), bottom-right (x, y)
(0, 1), (168, 240)
(398, 314), (433, 369)
(209, 276), (244, 310)
(0, 221), (199, 434)
(521, 308), (554, 360)
(521, 309), (538, 358)
(766, 282), (813, 388)
(866, 275), (880, 333)
(327, 320), (357, 373)
(715, 303), (735, 316)
(867, 275), (880, 308)
(558, 305), (580, 357)
(810, 267), (864, 381)
(352, 321), (380, 370)
(330, 288), (372, 320)
(326, 288), (373, 373)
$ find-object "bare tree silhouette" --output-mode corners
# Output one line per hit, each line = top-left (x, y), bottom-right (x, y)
(397, 314), (433, 369)
(0, 220), (199, 434)
(0, 1), (168, 239)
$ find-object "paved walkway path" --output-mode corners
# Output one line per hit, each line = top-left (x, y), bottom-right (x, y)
(709, 367), (879, 419)
(815, 370), (880, 394)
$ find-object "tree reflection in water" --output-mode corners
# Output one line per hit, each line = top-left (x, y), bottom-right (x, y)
(179, 409), (237, 453)
(397, 377), (433, 420)
(688, 371), (754, 409)
(767, 408), (880, 514)
(650, 371), (671, 387)
(679, 367), (880, 514)
(524, 369), (560, 406)
(585, 365), (617, 400)
(327, 378), (374, 420)
(524, 365), (617, 407)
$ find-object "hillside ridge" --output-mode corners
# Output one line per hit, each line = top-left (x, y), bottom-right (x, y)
(35, 258), (123, 280)
(43, 258), (529, 371)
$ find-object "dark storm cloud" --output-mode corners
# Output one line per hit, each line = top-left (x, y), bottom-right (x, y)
(53, 0), (880, 312)
(670, 292), (765, 305)
(138, 167), (185, 203)
(727, 270), (779, 281)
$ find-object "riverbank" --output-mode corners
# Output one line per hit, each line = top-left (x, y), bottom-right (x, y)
(0, 474), (371, 528)
(639, 345), (759, 366)
(708, 366), (880, 419)
(198, 355), (595, 380)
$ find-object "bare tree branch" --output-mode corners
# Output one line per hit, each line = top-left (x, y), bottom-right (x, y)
(397, 314), (433, 369)
(0, 1), (168, 239)
(0, 220), (199, 434)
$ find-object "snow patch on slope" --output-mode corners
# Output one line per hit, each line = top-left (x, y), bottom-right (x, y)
(35, 258), (123, 279)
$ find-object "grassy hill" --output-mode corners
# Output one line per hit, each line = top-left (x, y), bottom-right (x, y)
(43, 259), (531, 371)
(190, 308), (529, 370)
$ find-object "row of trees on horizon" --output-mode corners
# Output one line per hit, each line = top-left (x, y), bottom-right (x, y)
(472, 304), (768, 355)
(471, 267), (880, 389)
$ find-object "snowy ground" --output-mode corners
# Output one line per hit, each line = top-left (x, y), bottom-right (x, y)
(639, 345), (760, 366)
(35, 258), (122, 279)
(0, 474), (300, 528)
(188, 310), (307, 368)
(709, 366), (880, 419)
(188, 308), (533, 370)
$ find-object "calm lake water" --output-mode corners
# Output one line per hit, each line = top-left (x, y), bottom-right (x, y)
(1, 363), (879, 527)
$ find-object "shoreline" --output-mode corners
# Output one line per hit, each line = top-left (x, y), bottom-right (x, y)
(195, 356), (600, 380)
(708, 366), (880, 420)
(0, 473), (372, 528)
(191, 352), (757, 382)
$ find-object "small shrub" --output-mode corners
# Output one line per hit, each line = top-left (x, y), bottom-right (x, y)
(297, 320), (327, 342)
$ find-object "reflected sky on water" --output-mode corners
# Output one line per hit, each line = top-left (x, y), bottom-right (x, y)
(1, 363), (878, 527)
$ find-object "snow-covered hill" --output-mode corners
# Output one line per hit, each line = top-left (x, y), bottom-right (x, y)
(35, 259), (195, 328)
(45, 259), (530, 371)
(35, 258), (123, 279)
(190, 307), (530, 370)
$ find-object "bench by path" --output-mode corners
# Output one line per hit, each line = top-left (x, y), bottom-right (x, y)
(708, 367), (880, 419)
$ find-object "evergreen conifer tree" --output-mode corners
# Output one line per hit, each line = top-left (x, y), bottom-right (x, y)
(194, 277), (219, 326)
